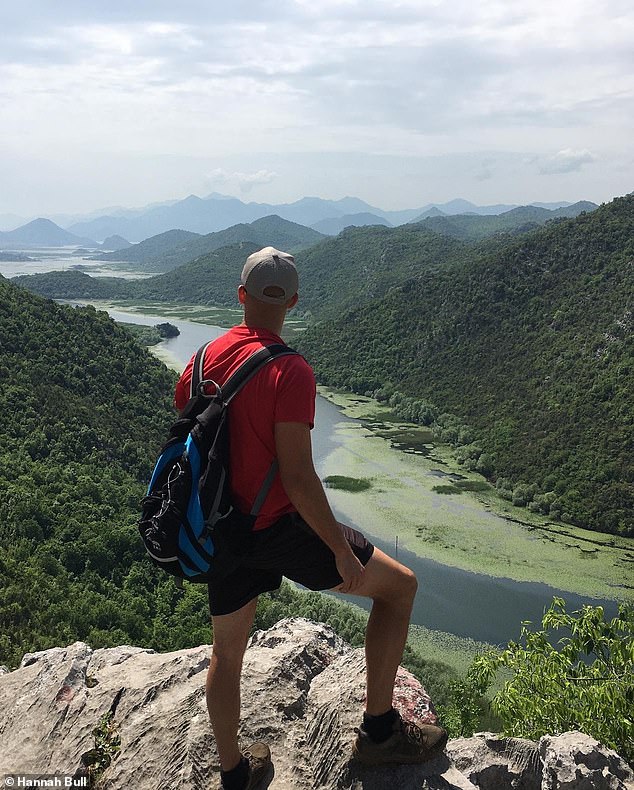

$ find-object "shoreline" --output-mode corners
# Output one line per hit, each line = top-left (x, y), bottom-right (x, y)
(89, 299), (632, 606)
(316, 386), (633, 605)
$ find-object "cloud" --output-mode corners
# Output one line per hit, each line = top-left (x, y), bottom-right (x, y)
(539, 149), (596, 175)
(206, 168), (278, 193)
(0, 1), (631, 213)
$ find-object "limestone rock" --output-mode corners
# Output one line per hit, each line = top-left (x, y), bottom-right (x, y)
(299, 649), (466, 789)
(539, 732), (634, 790)
(0, 618), (631, 790)
(447, 732), (542, 789)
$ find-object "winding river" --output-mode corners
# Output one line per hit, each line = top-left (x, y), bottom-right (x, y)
(103, 307), (621, 645)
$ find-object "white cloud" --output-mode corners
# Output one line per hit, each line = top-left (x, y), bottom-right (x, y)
(0, 0), (632, 212)
(539, 149), (596, 175)
(206, 168), (278, 193)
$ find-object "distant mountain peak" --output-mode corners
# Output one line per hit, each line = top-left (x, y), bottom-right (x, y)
(0, 217), (97, 248)
(62, 193), (600, 244)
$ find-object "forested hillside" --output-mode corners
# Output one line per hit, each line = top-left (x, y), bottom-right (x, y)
(135, 241), (259, 303)
(412, 201), (597, 242)
(0, 278), (459, 713)
(294, 225), (470, 319)
(0, 277), (179, 665)
(295, 196), (634, 536)
(92, 215), (325, 272)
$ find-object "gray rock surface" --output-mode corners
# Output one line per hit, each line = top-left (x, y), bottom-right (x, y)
(0, 618), (631, 790)
(447, 732), (542, 789)
(539, 732), (634, 790)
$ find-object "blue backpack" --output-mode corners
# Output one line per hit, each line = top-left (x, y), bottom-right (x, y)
(138, 342), (297, 582)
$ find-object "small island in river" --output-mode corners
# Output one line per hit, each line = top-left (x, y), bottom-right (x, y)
(0, 251), (35, 262)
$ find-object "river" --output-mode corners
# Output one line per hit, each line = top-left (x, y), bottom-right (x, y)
(99, 306), (620, 645)
(3, 241), (623, 646)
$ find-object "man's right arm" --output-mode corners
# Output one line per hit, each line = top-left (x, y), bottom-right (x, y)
(274, 421), (365, 593)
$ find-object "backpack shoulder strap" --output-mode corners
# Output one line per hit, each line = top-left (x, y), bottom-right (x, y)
(190, 341), (215, 399)
(221, 344), (298, 404)
(221, 343), (300, 516)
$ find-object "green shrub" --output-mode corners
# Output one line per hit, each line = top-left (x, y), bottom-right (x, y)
(323, 475), (372, 492)
(433, 484), (462, 495)
(468, 597), (634, 761)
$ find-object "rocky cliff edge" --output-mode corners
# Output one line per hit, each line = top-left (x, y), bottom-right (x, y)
(0, 618), (632, 789)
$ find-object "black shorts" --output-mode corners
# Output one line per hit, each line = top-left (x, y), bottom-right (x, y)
(207, 512), (374, 616)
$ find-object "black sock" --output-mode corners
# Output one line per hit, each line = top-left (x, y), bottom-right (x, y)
(221, 756), (249, 790)
(362, 707), (399, 743)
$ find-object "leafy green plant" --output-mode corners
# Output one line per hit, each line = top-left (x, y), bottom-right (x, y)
(436, 675), (495, 737)
(432, 484), (462, 495)
(468, 597), (634, 760)
(323, 475), (372, 492)
(81, 710), (121, 788)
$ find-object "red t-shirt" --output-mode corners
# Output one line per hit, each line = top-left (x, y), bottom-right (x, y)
(174, 325), (316, 530)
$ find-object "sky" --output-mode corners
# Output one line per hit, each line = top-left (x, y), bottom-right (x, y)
(1, 0), (632, 220)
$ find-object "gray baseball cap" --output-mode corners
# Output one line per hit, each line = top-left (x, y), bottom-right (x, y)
(240, 246), (299, 305)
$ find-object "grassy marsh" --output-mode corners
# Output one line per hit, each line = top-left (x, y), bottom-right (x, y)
(86, 299), (308, 338)
(317, 387), (633, 604)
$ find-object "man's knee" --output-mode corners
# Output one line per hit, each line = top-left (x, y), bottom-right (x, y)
(372, 561), (417, 604)
(397, 565), (418, 600)
(209, 641), (247, 673)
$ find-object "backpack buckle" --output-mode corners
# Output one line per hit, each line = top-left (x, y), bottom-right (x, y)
(197, 379), (222, 399)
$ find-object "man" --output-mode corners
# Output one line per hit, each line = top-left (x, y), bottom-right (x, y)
(174, 247), (448, 790)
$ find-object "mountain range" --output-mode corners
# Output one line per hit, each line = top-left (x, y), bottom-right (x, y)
(1, 194), (595, 244)
(91, 215), (325, 272)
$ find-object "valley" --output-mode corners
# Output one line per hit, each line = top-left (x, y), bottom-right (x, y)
(63, 299), (629, 645)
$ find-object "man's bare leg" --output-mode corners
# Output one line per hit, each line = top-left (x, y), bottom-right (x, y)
(334, 547), (417, 715)
(206, 597), (258, 771)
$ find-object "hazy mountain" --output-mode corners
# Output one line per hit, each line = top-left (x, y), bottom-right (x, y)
(415, 207), (447, 219)
(0, 218), (97, 248)
(411, 201), (513, 223)
(550, 201), (598, 218)
(28, 192), (597, 245)
(311, 213), (392, 235)
(61, 194), (447, 242)
(530, 201), (573, 210)
(101, 234), (132, 251)
(431, 199), (518, 215)
(67, 194), (297, 242)
(410, 202), (598, 241)
(92, 215), (325, 272)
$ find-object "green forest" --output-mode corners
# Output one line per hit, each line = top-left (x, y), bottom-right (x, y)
(0, 276), (463, 725)
(295, 196), (634, 536)
(12, 197), (633, 536)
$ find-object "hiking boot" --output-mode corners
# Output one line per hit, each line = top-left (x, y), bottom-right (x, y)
(352, 712), (448, 766)
(218, 743), (271, 790)
(243, 742), (271, 788)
